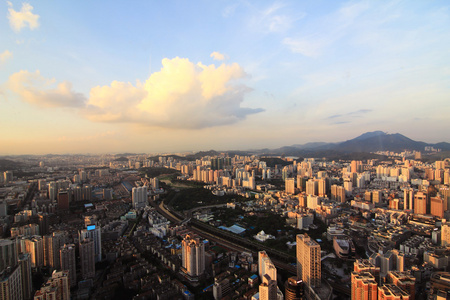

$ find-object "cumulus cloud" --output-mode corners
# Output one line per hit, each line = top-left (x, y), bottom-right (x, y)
(7, 70), (86, 108)
(0, 50), (13, 64)
(7, 57), (262, 129)
(7, 2), (40, 32)
(84, 57), (263, 129)
(210, 51), (226, 61)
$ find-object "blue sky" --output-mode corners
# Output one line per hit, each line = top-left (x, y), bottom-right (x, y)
(1, 0), (449, 154)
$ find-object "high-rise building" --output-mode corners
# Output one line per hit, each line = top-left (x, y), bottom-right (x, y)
(82, 184), (92, 201)
(351, 272), (378, 300)
(79, 170), (87, 182)
(387, 271), (415, 300)
(439, 186), (450, 210)
(258, 251), (277, 283)
(285, 178), (296, 195)
(50, 270), (70, 300)
(211, 158), (224, 171)
(441, 221), (450, 247)
(296, 176), (307, 192)
(259, 274), (277, 300)
(151, 177), (159, 190)
(284, 277), (304, 300)
(296, 234), (321, 288)
(34, 283), (58, 299)
(132, 186), (148, 209)
(344, 180), (353, 195)
(18, 253), (33, 300)
(414, 192), (427, 215)
(181, 235), (205, 277)
(369, 250), (404, 278)
(48, 181), (57, 202)
(60, 244), (77, 288)
(24, 235), (44, 268)
(0, 201), (6, 218)
(57, 190), (70, 210)
(0, 239), (18, 272)
(0, 265), (22, 300)
(72, 186), (83, 201)
(353, 259), (380, 282)
(305, 180), (318, 196)
(430, 196), (444, 218)
(38, 179), (47, 191)
(3, 171), (13, 183)
(317, 179), (327, 197)
(44, 231), (66, 270)
(378, 284), (410, 300)
(330, 185), (346, 203)
(79, 225), (101, 262)
(404, 189), (414, 211)
(79, 238), (95, 280)
(38, 213), (49, 236)
(372, 190), (382, 205)
(35, 270), (70, 300)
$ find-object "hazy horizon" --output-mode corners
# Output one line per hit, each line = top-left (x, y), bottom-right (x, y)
(1, 1), (449, 155)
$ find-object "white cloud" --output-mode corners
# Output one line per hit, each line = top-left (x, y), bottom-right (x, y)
(222, 3), (239, 18)
(250, 2), (295, 33)
(6, 57), (263, 129)
(283, 37), (321, 57)
(283, 1), (369, 57)
(84, 57), (263, 129)
(0, 50), (13, 64)
(7, 2), (40, 32)
(7, 70), (86, 108)
(210, 51), (226, 61)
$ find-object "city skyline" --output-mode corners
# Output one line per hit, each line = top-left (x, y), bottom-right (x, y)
(1, 1), (449, 155)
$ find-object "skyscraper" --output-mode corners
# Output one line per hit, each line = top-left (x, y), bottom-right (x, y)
(79, 238), (95, 280)
(44, 231), (67, 270)
(296, 234), (321, 288)
(181, 235), (205, 277)
(285, 178), (295, 195)
(48, 181), (57, 202)
(50, 270), (70, 300)
(38, 213), (49, 236)
(60, 244), (77, 288)
(132, 186), (148, 209)
(57, 190), (70, 210)
(0, 265), (22, 300)
(25, 235), (44, 268)
(35, 270), (70, 300)
(259, 274), (277, 300)
(18, 253), (33, 300)
(0, 239), (18, 272)
(351, 272), (378, 300)
(79, 225), (101, 262)
(441, 221), (450, 247)
(258, 251), (277, 283)
(414, 192), (427, 215)
(305, 180), (318, 196)
(430, 196), (444, 218)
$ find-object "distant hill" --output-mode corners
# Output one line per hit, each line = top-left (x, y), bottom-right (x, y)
(0, 159), (23, 171)
(334, 132), (427, 152)
(261, 131), (450, 159)
(184, 150), (219, 161)
(114, 156), (128, 162)
(259, 157), (295, 167)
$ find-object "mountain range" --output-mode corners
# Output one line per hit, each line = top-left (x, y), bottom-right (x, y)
(270, 131), (450, 155)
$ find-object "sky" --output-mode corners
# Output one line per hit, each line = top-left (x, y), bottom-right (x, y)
(1, 0), (449, 155)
